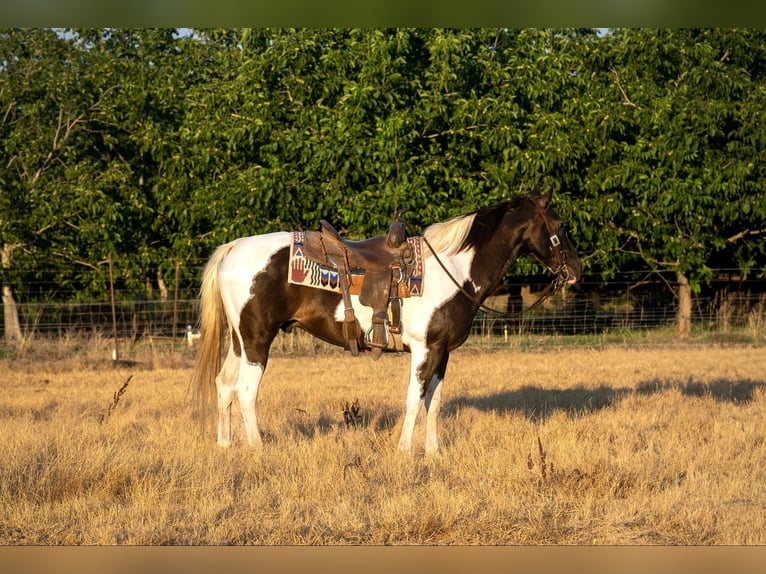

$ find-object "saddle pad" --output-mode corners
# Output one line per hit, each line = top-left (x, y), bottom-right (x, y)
(288, 231), (424, 297)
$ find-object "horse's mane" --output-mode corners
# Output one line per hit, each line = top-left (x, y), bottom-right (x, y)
(422, 197), (526, 255)
(422, 212), (477, 256)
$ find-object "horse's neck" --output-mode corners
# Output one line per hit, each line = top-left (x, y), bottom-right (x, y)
(465, 221), (524, 300)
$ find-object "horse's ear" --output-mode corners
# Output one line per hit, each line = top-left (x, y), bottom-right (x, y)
(532, 185), (553, 210)
(542, 186), (553, 208)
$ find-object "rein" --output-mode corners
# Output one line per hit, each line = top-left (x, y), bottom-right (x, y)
(416, 204), (572, 320)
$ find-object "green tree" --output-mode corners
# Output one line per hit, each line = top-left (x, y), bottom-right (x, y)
(1, 28), (103, 336)
(3, 28), (765, 342)
(568, 28), (766, 336)
(1, 28), (194, 339)
(72, 28), (201, 297)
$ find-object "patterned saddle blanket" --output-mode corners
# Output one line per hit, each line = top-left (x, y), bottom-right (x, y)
(287, 231), (424, 297)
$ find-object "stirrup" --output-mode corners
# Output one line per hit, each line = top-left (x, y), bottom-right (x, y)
(365, 317), (388, 361)
(366, 318), (388, 348)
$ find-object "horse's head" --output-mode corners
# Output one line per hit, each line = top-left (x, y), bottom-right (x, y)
(522, 187), (582, 286)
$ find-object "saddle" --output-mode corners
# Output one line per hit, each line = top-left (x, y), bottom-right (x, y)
(301, 211), (413, 359)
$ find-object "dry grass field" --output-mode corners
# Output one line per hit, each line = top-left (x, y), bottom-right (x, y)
(1, 335), (765, 545)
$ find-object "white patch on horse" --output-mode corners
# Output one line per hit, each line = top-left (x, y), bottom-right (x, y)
(397, 344), (428, 452)
(401, 247), (477, 342)
(334, 294), (374, 330)
(218, 232), (292, 333)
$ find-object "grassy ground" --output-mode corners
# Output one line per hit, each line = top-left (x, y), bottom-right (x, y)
(1, 334), (765, 544)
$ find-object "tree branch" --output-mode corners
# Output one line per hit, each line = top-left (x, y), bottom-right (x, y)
(610, 68), (642, 109)
(50, 251), (102, 271)
(727, 229), (766, 243)
(422, 124), (486, 139)
(31, 105), (85, 185)
(2, 101), (13, 125)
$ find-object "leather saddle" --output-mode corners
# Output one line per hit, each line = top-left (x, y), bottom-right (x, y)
(301, 211), (412, 359)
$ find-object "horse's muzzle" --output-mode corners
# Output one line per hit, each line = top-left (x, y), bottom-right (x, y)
(551, 251), (578, 286)
(562, 264), (578, 285)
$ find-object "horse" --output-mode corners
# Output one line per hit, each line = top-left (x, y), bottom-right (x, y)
(190, 188), (582, 454)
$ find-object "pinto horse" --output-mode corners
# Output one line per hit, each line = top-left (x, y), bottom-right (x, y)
(191, 189), (582, 454)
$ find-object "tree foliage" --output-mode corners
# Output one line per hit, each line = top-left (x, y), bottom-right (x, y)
(1, 28), (765, 323)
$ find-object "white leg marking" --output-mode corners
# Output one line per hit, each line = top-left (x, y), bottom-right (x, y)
(397, 346), (427, 453)
(215, 348), (240, 448)
(237, 361), (265, 448)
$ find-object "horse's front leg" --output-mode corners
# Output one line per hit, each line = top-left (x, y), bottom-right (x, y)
(424, 350), (449, 455)
(397, 346), (425, 453)
(397, 344), (449, 455)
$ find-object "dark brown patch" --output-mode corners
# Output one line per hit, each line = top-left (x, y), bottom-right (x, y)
(237, 247), (352, 365)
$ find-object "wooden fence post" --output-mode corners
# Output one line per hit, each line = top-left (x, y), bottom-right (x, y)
(108, 253), (119, 361)
(172, 260), (180, 345)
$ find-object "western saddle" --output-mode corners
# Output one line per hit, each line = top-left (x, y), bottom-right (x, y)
(301, 211), (413, 359)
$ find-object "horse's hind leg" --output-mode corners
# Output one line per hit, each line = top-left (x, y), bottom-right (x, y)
(215, 346), (240, 448)
(236, 317), (278, 448)
(236, 361), (266, 448)
(218, 305), (282, 451)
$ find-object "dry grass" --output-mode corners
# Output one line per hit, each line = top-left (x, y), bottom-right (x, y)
(1, 338), (765, 545)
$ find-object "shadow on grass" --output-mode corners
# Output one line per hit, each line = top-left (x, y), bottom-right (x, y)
(279, 404), (402, 440)
(446, 377), (766, 422)
(636, 377), (766, 403)
(272, 378), (765, 438)
(446, 384), (628, 422)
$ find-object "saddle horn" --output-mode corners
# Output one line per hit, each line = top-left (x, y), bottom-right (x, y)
(386, 209), (408, 248)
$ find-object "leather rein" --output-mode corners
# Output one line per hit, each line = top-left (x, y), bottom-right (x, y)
(418, 203), (572, 320)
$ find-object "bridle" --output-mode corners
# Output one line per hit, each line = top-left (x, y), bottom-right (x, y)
(420, 200), (572, 319)
(533, 199), (573, 291)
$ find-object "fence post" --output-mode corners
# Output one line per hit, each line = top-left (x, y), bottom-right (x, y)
(172, 260), (180, 345)
(2, 243), (23, 342)
(108, 253), (119, 361)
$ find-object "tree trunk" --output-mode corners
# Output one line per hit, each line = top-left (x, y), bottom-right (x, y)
(2, 244), (23, 342)
(676, 271), (692, 338)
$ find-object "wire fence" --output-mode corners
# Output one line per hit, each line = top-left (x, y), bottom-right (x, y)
(472, 275), (766, 340)
(3, 271), (766, 355)
(471, 288), (766, 340)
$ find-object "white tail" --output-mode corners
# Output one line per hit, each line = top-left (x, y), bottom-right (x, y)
(189, 241), (236, 423)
